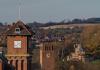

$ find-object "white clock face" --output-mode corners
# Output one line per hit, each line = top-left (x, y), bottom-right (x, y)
(46, 53), (50, 58)
(14, 41), (21, 48)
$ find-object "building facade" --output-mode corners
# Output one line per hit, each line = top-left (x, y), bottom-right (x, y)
(40, 41), (59, 70)
(5, 21), (32, 70)
(40, 43), (55, 70)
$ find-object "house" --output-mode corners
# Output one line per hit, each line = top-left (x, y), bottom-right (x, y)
(67, 43), (85, 62)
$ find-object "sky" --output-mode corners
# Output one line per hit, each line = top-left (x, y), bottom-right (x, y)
(0, 0), (100, 23)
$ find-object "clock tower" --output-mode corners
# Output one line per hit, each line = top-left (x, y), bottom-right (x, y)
(40, 41), (56, 70)
(6, 21), (31, 70)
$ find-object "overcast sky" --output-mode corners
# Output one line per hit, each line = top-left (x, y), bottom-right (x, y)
(0, 0), (100, 23)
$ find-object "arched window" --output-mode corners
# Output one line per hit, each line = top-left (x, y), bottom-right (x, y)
(45, 46), (47, 51)
(52, 46), (54, 51)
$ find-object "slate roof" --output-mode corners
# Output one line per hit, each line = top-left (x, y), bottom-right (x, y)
(6, 20), (32, 36)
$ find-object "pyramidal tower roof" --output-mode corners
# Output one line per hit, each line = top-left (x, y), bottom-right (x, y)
(6, 20), (32, 36)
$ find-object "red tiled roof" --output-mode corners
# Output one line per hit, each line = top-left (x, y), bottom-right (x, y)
(6, 20), (32, 35)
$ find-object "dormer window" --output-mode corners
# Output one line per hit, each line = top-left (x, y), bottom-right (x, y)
(15, 28), (21, 34)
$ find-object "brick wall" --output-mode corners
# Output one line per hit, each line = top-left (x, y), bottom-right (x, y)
(7, 36), (27, 55)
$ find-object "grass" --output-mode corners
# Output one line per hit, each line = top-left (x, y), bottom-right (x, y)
(91, 60), (100, 64)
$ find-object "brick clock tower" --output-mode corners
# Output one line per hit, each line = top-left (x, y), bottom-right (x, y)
(6, 21), (31, 70)
(40, 41), (55, 70)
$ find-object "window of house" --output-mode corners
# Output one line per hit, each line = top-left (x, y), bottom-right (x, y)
(52, 46), (53, 51)
(15, 28), (21, 33)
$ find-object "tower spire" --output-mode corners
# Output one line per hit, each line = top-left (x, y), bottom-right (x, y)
(18, 0), (21, 20)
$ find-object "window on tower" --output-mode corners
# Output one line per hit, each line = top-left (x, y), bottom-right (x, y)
(15, 28), (21, 34)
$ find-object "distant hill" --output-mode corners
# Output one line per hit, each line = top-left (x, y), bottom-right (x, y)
(86, 18), (100, 23)
(27, 22), (43, 28)
(27, 18), (100, 29)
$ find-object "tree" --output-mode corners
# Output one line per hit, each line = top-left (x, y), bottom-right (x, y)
(81, 25), (100, 59)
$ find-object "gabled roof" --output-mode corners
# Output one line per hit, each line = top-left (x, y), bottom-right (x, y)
(6, 20), (32, 36)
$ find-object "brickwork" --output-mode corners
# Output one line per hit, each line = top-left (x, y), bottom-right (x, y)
(6, 35), (28, 70)
(6, 21), (31, 70)
(40, 42), (55, 70)
(7, 36), (27, 55)
(0, 60), (2, 70)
